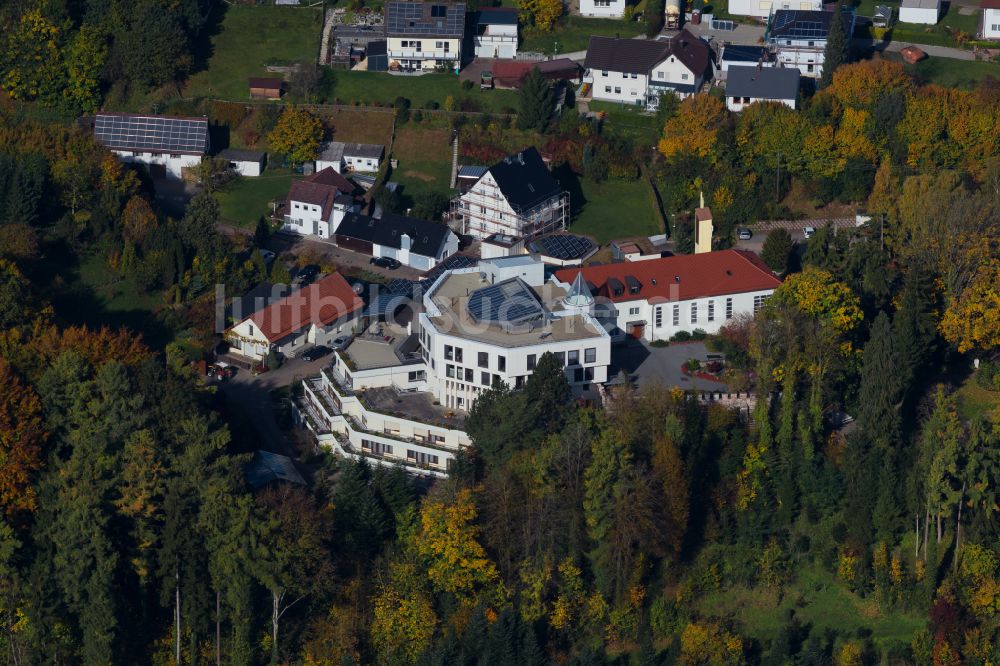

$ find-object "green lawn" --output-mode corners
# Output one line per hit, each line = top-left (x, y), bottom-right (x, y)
(901, 56), (1000, 89)
(183, 5), (322, 101)
(570, 177), (663, 243)
(328, 71), (520, 113)
(955, 373), (1000, 421)
(855, 0), (981, 46)
(588, 100), (661, 143)
(217, 170), (297, 229)
(521, 16), (644, 55)
(696, 565), (927, 651)
(391, 125), (455, 203)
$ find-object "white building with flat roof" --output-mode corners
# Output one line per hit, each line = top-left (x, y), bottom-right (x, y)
(900, 0), (940, 24)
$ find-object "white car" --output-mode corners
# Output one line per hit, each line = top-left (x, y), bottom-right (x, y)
(803, 226), (816, 239)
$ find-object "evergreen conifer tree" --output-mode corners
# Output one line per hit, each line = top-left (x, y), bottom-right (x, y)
(820, 5), (849, 88)
(518, 67), (553, 132)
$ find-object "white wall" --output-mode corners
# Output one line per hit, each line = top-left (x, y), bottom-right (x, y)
(229, 159), (263, 177)
(474, 24), (518, 58)
(344, 155), (380, 172)
(984, 8), (1000, 38)
(114, 151), (201, 179)
(899, 4), (939, 24)
(580, 0), (627, 17)
(316, 158), (342, 173)
(590, 69), (648, 105)
(727, 95), (796, 112)
(459, 171), (521, 238)
(728, 0), (820, 18)
(773, 44), (826, 78)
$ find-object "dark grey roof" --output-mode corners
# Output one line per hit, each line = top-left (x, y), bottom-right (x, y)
(458, 165), (489, 179)
(336, 212), (453, 257)
(246, 450), (306, 489)
(725, 65), (800, 100)
(486, 147), (562, 212)
(768, 9), (853, 40)
(219, 148), (266, 162)
(344, 142), (384, 160)
(721, 44), (768, 62)
(528, 234), (596, 261)
(475, 7), (518, 25)
(585, 36), (671, 75)
(367, 40), (388, 57)
(386, 2), (465, 37)
(94, 113), (208, 155)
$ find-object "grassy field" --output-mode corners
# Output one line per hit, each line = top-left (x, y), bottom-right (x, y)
(570, 177), (664, 243)
(182, 5), (322, 101)
(588, 100), (661, 143)
(521, 16), (644, 54)
(391, 125), (455, 202)
(696, 565), (927, 651)
(217, 170), (297, 229)
(855, 0), (981, 46)
(326, 108), (396, 145)
(899, 55), (1000, 88)
(956, 373), (1000, 421)
(328, 71), (520, 113)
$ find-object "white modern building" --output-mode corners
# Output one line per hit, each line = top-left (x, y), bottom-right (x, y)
(584, 31), (711, 109)
(386, 1), (466, 72)
(473, 8), (518, 58)
(226, 272), (365, 362)
(333, 211), (460, 271)
(315, 141), (385, 174)
(981, 0), (1000, 39)
(725, 65), (800, 111)
(296, 256), (613, 475)
(451, 147), (570, 241)
(766, 9), (856, 78)
(218, 149), (266, 177)
(727, 0), (822, 20)
(281, 167), (359, 239)
(93, 113), (208, 179)
(551, 250), (782, 342)
(580, 0), (627, 18)
(899, 0), (940, 24)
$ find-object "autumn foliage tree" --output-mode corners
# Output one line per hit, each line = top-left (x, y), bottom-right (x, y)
(268, 107), (324, 166)
(658, 94), (730, 165)
(0, 359), (45, 519)
(940, 261), (1000, 354)
(517, 0), (564, 31)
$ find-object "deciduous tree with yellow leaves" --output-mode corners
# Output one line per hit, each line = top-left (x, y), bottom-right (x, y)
(658, 94), (729, 165)
(268, 107), (324, 166)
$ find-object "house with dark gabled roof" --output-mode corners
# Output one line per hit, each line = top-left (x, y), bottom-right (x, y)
(282, 167), (360, 239)
(725, 65), (800, 112)
(451, 147), (570, 244)
(584, 31), (711, 109)
(334, 211), (459, 270)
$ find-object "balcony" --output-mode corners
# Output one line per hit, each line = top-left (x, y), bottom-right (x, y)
(388, 50), (455, 60)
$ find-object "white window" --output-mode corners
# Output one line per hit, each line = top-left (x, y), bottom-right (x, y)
(630, 73), (638, 79)
(657, 71), (664, 79)
(672, 305), (679, 326)
(726, 297), (733, 319)
(628, 306), (640, 316)
(691, 303), (698, 323)
(605, 86), (612, 93)
(754, 294), (768, 313)
(655, 306), (663, 327)
(681, 73), (689, 80)
(614, 87), (621, 94)
(601, 70), (609, 77)
(585, 347), (596, 364)
(708, 300), (715, 322)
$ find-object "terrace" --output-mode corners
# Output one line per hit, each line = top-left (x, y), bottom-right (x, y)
(341, 322), (422, 371)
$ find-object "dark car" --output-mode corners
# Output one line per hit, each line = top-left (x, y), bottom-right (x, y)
(300, 346), (332, 362)
(296, 264), (320, 283)
(370, 256), (401, 270)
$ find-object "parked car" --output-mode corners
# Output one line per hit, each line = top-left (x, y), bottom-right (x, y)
(370, 256), (401, 270)
(737, 228), (752, 241)
(207, 362), (235, 381)
(300, 346), (332, 362)
(331, 335), (351, 350)
(803, 226), (816, 239)
(295, 264), (320, 283)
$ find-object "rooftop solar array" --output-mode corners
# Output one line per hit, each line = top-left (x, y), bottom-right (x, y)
(94, 114), (209, 154)
(468, 278), (545, 325)
(386, 2), (465, 37)
(529, 234), (596, 261)
(420, 254), (476, 290)
(770, 11), (834, 39)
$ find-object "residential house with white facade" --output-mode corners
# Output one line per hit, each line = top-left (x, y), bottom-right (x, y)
(473, 8), (518, 58)
(315, 141), (385, 174)
(766, 9), (856, 78)
(899, 0), (940, 24)
(980, 0), (1000, 38)
(334, 211), (459, 271)
(580, 0), (628, 18)
(718, 44), (775, 77)
(281, 167), (359, 239)
(385, 1), (466, 72)
(93, 113), (208, 179)
(451, 147), (569, 242)
(295, 256), (612, 475)
(727, 0), (822, 20)
(584, 31), (711, 109)
(227, 272), (365, 362)
(725, 65), (800, 111)
(551, 250), (782, 342)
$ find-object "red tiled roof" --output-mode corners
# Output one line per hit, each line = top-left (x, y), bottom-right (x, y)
(982, 0), (1000, 9)
(248, 77), (283, 89)
(249, 273), (363, 342)
(287, 168), (355, 219)
(555, 250), (781, 303)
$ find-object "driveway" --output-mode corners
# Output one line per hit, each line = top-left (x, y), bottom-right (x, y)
(610, 339), (729, 391)
(263, 232), (425, 281)
(217, 354), (336, 455)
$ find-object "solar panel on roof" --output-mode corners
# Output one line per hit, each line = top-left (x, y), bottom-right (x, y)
(529, 234), (596, 261)
(94, 114), (208, 154)
(419, 255), (476, 290)
(387, 2), (464, 36)
(468, 279), (544, 325)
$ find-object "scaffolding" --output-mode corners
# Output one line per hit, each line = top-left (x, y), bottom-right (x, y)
(449, 184), (570, 241)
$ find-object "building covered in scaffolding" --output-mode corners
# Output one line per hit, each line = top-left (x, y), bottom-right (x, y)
(450, 147), (570, 246)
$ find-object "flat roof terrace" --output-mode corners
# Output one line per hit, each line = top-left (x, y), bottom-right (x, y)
(426, 272), (605, 347)
(343, 322), (421, 370)
(363, 386), (466, 430)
